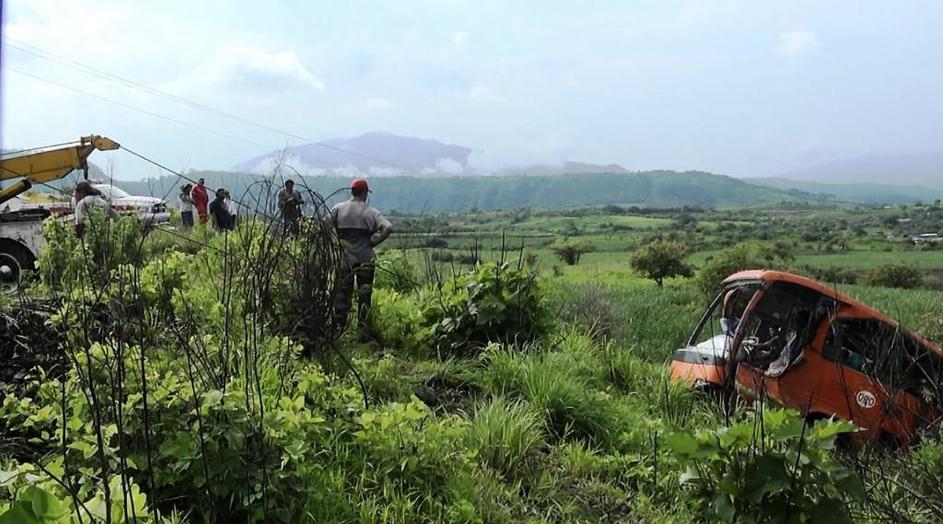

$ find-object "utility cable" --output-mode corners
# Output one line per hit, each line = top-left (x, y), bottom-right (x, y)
(7, 68), (275, 150)
(6, 39), (410, 171)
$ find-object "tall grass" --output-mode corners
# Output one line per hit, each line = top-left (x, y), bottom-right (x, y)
(467, 397), (545, 478)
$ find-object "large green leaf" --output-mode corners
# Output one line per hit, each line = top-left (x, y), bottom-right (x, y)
(0, 502), (40, 524)
(25, 486), (68, 520)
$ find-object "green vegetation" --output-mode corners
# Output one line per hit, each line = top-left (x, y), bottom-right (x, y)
(2, 198), (943, 522)
(105, 170), (824, 213)
(630, 240), (692, 286)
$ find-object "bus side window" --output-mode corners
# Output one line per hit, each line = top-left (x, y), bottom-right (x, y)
(823, 325), (866, 372)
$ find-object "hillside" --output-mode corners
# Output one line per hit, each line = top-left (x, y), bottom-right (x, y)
(749, 177), (943, 204)
(112, 170), (822, 212)
(774, 152), (943, 188)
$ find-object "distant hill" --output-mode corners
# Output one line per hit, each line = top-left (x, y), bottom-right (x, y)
(498, 161), (630, 176)
(234, 132), (473, 175)
(774, 152), (943, 188)
(234, 132), (633, 177)
(749, 177), (943, 204)
(108, 170), (823, 213)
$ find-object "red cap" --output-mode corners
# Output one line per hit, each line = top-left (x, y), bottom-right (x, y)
(350, 178), (370, 193)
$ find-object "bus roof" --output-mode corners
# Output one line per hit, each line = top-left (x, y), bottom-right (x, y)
(723, 269), (943, 355)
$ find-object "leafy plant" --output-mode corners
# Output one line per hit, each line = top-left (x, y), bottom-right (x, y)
(666, 409), (864, 523)
(423, 262), (550, 356)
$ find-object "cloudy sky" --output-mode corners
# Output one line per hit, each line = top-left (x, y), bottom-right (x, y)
(2, 0), (942, 177)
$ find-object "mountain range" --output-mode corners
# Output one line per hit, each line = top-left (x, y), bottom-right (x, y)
(770, 152), (943, 189)
(233, 131), (630, 177)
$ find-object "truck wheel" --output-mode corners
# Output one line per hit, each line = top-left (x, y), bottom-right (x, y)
(0, 241), (34, 291)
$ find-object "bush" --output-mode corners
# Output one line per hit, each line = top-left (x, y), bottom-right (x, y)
(556, 283), (624, 342)
(667, 409), (864, 522)
(422, 262), (550, 356)
(630, 240), (693, 287)
(863, 263), (924, 289)
(696, 242), (792, 296)
(373, 250), (419, 293)
(550, 239), (591, 266)
(369, 288), (430, 354)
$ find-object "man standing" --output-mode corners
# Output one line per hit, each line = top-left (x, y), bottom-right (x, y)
(179, 184), (195, 228)
(277, 179), (304, 234)
(208, 187), (234, 232)
(73, 181), (117, 237)
(330, 178), (393, 329)
(191, 178), (209, 225)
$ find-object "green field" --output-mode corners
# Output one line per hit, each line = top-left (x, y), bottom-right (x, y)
(3, 201), (943, 522)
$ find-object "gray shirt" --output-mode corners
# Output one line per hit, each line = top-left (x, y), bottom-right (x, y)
(329, 199), (391, 263)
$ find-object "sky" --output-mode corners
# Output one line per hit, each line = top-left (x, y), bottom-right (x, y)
(1, 0), (942, 178)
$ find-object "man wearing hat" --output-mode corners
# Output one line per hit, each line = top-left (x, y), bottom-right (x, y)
(330, 177), (393, 329)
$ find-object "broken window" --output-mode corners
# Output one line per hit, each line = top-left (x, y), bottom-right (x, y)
(740, 282), (825, 374)
(823, 318), (943, 408)
(688, 283), (760, 356)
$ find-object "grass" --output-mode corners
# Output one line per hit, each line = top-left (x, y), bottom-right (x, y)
(467, 396), (545, 477)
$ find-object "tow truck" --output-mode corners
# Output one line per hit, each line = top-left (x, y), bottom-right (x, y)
(0, 135), (120, 289)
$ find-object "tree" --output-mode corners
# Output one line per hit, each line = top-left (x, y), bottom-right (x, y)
(694, 242), (793, 296)
(551, 239), (591, 266)
(630, 240), (693, 286)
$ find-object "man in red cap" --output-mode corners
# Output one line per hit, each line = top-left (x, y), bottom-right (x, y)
(329, 177), (393, 330)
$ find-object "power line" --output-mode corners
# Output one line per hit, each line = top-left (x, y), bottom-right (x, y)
(7, 67), (275, 150)
(5, 38), (409, 170)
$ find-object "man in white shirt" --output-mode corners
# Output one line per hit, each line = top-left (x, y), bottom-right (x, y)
(74, 181), (117, 237)
(329, 178), (393, 329)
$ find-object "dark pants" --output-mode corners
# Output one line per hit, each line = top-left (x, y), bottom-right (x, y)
(181, 211), (194, 227)
(334, 261), (375, 328)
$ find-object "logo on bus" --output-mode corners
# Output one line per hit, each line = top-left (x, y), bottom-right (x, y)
(856, 391), (877, 409)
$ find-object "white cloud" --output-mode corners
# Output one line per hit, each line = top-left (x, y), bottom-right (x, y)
(452, 31), (470, 46)
(773, 30), (819, 59)
(164, 46), (324, 96)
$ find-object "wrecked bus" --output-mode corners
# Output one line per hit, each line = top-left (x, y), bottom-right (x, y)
(671, 270), (943, 445)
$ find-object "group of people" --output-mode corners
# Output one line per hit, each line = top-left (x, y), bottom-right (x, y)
(178, 178), (237, 231)
(177, 176), (393, 329)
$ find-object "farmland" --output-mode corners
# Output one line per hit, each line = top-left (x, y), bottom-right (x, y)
(1, 199), (943, 522)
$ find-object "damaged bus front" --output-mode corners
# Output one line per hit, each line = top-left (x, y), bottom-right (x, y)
(671, 270), (943, 445)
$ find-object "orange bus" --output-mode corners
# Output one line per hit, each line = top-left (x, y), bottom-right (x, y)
(671, 270), (943, 445)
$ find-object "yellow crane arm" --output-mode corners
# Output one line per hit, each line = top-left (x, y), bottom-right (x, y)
(0, 135), (120, 206)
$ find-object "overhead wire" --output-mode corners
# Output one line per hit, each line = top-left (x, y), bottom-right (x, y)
(7, 68), (275, 150)
(5, 39), (410, 171)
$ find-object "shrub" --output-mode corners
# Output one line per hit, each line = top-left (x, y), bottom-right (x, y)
(695, 242), (792, 296)
(550, 239), (591, 266)
(373, 250), (419, 293)
(863, 263), (924, 289)
(369, 288), (430, 354)
(467, 397), (545, 478)
(667, 409), (864, 522)
(422, 262), (550, 356)
(556, 284), (624, 342)
(630, 240), (693, 287)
